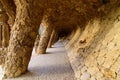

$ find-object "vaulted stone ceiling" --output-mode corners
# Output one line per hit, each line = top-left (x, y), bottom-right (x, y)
(42, 0), (103, 31)
(1, 0), (113, 32)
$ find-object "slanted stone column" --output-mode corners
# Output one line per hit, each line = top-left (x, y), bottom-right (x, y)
(0, 0), (16, 26)
(0, 2), (10, 48)
(2, 0), (44, 78)
(2, 22), (10, 47)
(34, 25), (44, 53)
(36, 25), (52, 54)
(34, 35), (40, 53)
(52, 31), (59, 45)
(0, 25), (2, 47)
(47, 29), (56, 48)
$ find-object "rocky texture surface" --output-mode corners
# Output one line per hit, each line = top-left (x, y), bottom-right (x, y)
(0, 0), (120, 79)
(0, 41), (75, 80)
(36, 25), (53, 54)
(0, 0), (16, 26)
(0, 2), (10, 47)
(2, 0), (44, 78)
(0, 48), (7, 67)
(63, 5), (120, 80)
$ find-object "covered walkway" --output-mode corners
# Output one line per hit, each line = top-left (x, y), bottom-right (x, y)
(0, 41), (75, 80)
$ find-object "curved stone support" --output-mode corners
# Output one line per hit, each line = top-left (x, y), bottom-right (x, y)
(52, 31), (59, 45)
(47, 29), (55, 48)
(36, 25), (52, 54)
(1, 22), (10, 47)
(2, 0), (44, 78)
(0, 2), (10, 48)
(34, 35), (40, 53)
(0, 25), (2, 47)
(0, 48), (7, 67)
(0, 0), (16, 26)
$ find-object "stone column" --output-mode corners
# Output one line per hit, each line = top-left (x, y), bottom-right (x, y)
(52, 31), (59, 45)
(3, 0), (44, 78)
(47, 29), (56, 48)
(0, 0), (16, 26)
(34, 35), (40, 53)
(0, 2), (9, 48)
(0, 2), (3, 47)
(1, 13), (9, 47)
(2, 22), (10, 47)
(0, 25), (2, 47)
(36, 25), (52, 54)
(34, 26), (44, 53)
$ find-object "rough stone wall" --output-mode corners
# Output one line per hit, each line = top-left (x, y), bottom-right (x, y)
(63, 6), (120, 80)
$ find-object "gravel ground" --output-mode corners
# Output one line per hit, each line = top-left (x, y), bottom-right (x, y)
(0, 41), (75, 80)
